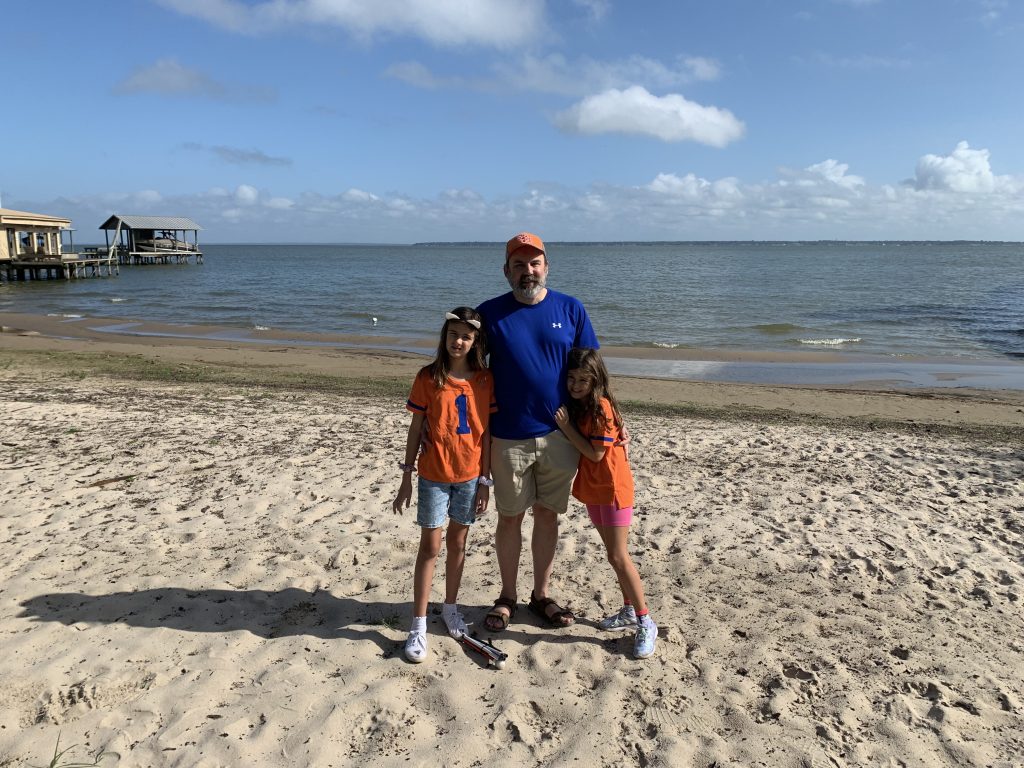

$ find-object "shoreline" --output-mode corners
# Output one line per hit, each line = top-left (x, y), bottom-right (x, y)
(5, 310), (1020, 366)
(2, 311), (1023, 439)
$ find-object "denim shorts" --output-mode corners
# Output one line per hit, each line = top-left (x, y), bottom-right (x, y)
(416, 476), (479, 528)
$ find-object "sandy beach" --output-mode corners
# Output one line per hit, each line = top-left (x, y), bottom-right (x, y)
(1, 321), (1023, 767)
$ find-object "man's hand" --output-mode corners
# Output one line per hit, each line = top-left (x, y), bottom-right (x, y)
(614, 422), (631, 456)
(553, 405), (570, 430)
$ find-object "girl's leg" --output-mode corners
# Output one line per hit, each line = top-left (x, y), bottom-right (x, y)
(412, 527), (444, 618)
(595, 525), (629, 606)
(597, 524), (647, 614)
(600, 523), (658, 659)
(443, 522), (471, 603)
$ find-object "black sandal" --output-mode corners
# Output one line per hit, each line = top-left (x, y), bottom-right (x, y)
(528, 591), (575, 627)
(484, 596), (517, 632)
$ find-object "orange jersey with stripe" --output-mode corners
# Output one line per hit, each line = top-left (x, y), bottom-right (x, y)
(406, 368), (497, 483)
(571, 398), (634, 508)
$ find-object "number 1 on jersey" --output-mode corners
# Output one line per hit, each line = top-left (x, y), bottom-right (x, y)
(454, 394), (471, 434)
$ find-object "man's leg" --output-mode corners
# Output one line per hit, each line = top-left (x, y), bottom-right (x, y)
(530, 504), (558, 599)
(527, 430), (578, 625)
(487, 436), (535, 630)
(496, 511), (525, 599)
(484, 511), (525, 630)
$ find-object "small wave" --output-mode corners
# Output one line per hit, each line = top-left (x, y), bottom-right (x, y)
(652, 342), (680, 349)
(109, 298), (125, 303)
(47, 313), (82, 319)
(752, 323), (802, 335)
(253, 325), (270, 331)
(798, 337), (862, 346)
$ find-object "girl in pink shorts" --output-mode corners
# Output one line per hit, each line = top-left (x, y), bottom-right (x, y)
(554, 348), (657, 660)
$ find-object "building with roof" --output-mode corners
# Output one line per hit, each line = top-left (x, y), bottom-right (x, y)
(2, 208), (116, 280)
(99, 215), (203, 265)
(1, 208), (72, 262)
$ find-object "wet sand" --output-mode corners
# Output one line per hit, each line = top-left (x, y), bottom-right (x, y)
(3, 311), (1024, 432)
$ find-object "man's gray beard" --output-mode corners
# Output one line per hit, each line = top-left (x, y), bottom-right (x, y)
(510, 276), (546, 301)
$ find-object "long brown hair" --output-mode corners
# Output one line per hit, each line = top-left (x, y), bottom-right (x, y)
(426, 306), (487, 388)
(564, 347), (622, 433)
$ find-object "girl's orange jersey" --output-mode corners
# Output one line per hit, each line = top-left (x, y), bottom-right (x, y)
(406, 369), (497, 483)
(571, 397), (634, 508)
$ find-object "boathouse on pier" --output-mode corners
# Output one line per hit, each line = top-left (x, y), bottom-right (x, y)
(1, 208), (117, 281)
(98, 215), (203, 265)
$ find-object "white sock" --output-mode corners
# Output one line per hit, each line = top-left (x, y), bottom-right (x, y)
(410, 616), (426, 634)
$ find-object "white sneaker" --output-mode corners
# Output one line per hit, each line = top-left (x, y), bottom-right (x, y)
(441, 603), (468, 638)
(404, 630), (428, 663)
(633, 616), (657, 659)
(598, 605), (638, 631)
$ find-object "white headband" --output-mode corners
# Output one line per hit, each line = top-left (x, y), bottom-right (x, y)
(445, 312), (481, 329)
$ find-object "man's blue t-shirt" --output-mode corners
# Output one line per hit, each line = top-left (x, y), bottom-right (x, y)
(477, 289), (599, 440)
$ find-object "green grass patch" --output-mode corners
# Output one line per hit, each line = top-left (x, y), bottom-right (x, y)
(0, 349), (408, 399)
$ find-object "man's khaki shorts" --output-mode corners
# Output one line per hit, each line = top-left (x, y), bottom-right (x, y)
(491, 431), (580, 516)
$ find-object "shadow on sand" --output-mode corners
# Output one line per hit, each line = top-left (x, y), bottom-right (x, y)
(18, 587), (405, 654)
(18, 588), (622, 662)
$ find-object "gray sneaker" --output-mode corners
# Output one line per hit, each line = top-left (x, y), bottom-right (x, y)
(441, 603), (468, 638)
(633, 616), (657, 659)
(598, 605), (638, 631)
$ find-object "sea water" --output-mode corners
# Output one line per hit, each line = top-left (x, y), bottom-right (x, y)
(2, 241), (1022, 360)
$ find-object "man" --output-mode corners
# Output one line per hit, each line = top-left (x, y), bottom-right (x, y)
(477, 232), (599, 631)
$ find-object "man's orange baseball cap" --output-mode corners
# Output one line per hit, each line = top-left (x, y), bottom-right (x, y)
(505, 232), (545, 260)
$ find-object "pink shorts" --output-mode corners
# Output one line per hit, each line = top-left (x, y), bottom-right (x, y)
(586, 503), (634, 527)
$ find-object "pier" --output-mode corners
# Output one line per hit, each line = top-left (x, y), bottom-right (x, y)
(2, 254), (117, 281)
(99, 215), (203, 265)
(1, 207), (117, 282)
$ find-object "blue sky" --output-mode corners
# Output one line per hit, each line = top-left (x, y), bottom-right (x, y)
(3, 0), (1023, 242)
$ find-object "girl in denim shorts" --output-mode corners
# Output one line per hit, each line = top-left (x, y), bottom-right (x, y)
(392, 307), (497, 662)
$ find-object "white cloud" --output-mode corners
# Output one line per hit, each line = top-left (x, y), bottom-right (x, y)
(115, 59), (222, 96)
(383, 61), (446, 89)
(808, 52), (912, 70)
(799, 159), (865, 190)
(114, 58), (274, 102)
(499, 54), (720, 96)
(389, 53), (723, 96)
(22, 144), (1024, 242)
(343, 188), (380, 203)
(648, 174), (743, 204)
(235, 185), (259, 204)
(157, 0), (547, 47)
(978, 0), (1006, 23)
(572, 0), (611, 22)
(554, 86), (744, 147)
(182, 142), (291, 166)
(913, 141), (1009, 193)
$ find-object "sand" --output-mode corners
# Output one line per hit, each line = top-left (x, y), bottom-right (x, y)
(1, 322), (1023, 767)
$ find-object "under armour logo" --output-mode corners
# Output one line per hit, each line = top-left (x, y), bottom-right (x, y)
(552, 322), (562, 329)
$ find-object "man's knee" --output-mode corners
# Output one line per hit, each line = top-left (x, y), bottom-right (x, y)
(532, 504), (558, 528)
(496, 512), (525, 533)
